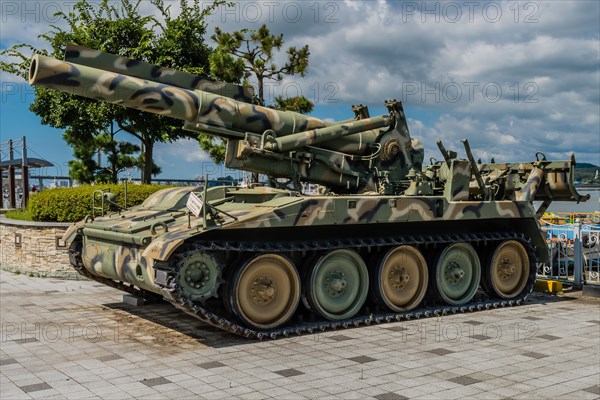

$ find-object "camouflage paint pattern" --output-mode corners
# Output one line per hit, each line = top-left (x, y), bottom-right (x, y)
(30, 54), (328, 139)
(477, 156), (588, 202)
(29, 50), (424, 192)
(442, 160), (472, 201)
(269, 114), (392, 152)
(70, 184), (547, 295)
(140, 186), (200, 210)
(30, 55), (200, 121)
(65, 44), (255, 103)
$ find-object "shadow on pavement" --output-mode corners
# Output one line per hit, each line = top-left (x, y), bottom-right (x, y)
(102, 300), (257, 349)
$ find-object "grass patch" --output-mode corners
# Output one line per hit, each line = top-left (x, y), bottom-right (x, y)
(5, 209), (33, 221)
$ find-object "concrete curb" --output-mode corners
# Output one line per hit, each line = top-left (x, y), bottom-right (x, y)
(0, 215), (73, 228)
(582, 284), (600, 298)
(0, 264), (88, 280)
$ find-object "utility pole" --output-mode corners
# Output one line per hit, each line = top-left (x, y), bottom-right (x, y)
(8, 139), (16, 208)
(22, 136), (29, 207)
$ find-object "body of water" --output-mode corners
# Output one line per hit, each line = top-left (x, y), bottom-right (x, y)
(537, 189), (600, 213)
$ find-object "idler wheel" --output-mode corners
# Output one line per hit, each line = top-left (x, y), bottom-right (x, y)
(373, 245), (428, 312)
(433, 243), (481, 305)
(304, 249), (369, 320)
(177, 252), (221, 302)
(230, 254), (300, 330)
(484, 240), (529, 299)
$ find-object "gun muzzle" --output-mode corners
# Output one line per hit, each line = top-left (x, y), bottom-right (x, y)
(30, 54), (201, 121)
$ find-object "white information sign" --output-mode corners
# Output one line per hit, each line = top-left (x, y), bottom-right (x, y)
(186, 192), (204, 217)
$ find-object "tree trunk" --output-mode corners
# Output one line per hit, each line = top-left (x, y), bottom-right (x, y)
(110, 123), (118, 183)
(142, 139), (153, 184)
(257, 76), (265, 106)
(111, 166), (118, 183)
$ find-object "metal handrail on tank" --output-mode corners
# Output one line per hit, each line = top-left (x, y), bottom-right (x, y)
(91, 188), (111, 217)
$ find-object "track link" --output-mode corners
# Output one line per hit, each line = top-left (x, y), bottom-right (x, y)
(69, 232), (537, 340)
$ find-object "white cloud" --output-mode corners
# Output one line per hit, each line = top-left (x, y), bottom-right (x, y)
(498, 134), (518, 145)
(155, 138), (211, 165)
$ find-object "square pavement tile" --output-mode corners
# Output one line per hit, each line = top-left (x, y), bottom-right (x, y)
(521, 351), (548, 359)
(12, 337), (38, 344)
(374, 392), (408, 400)
(198, 361), (226, 369)
(274, 369), (304, 378)
(328, 334), (353, 341)
(384, 326), (408, 332)
(348, 356), (377, 364)
(19, 383), (52, 393)
(426, 348), (454, 356)
(537, 334), (561, 341)
(141, 377), (172, 387)
(449, 375), (481, 386)
(0, 358), (18, 366)
(97, 354), (123, 362)
(583, 386), (600, 395)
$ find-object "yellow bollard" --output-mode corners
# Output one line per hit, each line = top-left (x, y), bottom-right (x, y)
(534, 279), (563, 293)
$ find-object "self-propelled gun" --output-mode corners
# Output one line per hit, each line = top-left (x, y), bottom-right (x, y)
(29, 45), (589, 338)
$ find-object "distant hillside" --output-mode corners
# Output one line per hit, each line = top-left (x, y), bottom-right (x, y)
(574, 163), (599, 183)
(576, 163), (599, 169)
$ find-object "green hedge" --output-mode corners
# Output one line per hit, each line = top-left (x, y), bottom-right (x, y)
(28, 184), (170, 222)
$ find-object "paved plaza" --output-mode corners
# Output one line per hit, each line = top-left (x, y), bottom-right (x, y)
(0, 269), (599, 399)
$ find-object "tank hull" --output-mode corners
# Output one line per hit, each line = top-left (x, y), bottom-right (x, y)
(66, 186), (547, 338)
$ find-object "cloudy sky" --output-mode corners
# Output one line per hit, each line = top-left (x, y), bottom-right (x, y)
(1, 0), (599, 180)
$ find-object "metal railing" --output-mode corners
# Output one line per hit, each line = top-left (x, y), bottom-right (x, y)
(538, 219), (600, 286)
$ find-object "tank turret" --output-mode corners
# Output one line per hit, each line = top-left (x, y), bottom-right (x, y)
(30, 45), (423, 192)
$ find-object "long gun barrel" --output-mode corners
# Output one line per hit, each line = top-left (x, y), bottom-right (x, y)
(265, 115), (392, 152)
(29, 47), (418, 191)
(29, 53), (327, 140)
(63, 44), (255, 102)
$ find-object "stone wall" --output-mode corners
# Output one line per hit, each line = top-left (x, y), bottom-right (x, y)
(0, 217), (84, 279)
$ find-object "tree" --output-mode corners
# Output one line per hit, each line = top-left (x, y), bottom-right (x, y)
(27, 90), (140, 183)
(207, 24), (314, 176)
(273, 95), (314, 114)
(94, 122), (143, 183)
(210, 24), (312, 108)
(1, 0), (222, 183)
